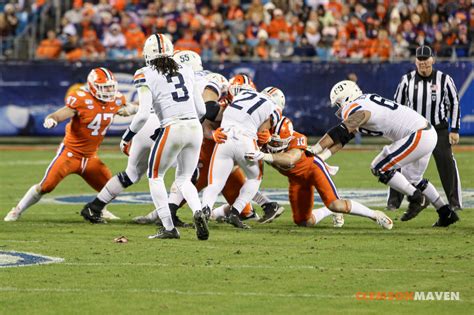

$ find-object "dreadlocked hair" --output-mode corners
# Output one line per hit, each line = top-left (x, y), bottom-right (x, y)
(150, 56), (179, 76)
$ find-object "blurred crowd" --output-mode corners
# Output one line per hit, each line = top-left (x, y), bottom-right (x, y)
(1, 0), (473, 61)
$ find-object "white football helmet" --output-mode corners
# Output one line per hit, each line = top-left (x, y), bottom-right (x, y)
(205, 72), (229, 98)
(143, 33), (174, 66)
(262, 86), (286, 111)
(329, 80), (362, 108)
(173, 50), (203, 72)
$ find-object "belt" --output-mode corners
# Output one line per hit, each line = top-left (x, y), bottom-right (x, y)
(179, 117), (197, 121)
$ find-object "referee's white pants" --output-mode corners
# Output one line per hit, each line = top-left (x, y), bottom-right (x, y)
(148, 119), (203, 214)
(202, 131), (263, 213)
(371, 126), (437, 185)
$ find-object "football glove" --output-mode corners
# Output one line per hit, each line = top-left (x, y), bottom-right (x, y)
(120, 139), (131, 156)
(257, 129), (272, 146)
(212, 127), (227, 144)
(43, 118), (58, 129)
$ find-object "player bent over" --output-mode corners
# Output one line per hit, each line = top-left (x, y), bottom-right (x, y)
(310, 80), (458, 227)
(245, 116), (393, 229)
(4, 68), (132, 222)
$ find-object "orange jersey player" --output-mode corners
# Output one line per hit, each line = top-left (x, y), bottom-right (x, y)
(4, 67), (130, 222)
(244, 116), (394, 229)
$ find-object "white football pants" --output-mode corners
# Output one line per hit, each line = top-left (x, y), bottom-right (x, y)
(202, 129), (263, 213)
(148, 119), (203, 215)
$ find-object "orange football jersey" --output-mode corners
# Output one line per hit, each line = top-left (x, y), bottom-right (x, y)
(272, 131), (314, 178)
(63, 88), (125, 157)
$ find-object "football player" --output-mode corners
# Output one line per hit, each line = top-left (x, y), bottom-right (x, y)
(4, 68), (131, 222)
(82, 34), (209, 240)
(309, 80), (459, 227)
(245, 116), (393, 229)
(81, 50), (231, 227)
(201, 77), (281, 229)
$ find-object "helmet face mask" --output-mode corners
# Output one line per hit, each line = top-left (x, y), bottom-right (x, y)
(266, 116), (294, 153)
(144, 34), (174, 67)
(87, 68), (117, 102)
(173, 50), (203, 72)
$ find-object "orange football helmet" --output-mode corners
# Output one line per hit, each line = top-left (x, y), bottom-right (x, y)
(87, 67), (118, 102)
(267, 116), (295, 153)
(228, 73), (256, 98)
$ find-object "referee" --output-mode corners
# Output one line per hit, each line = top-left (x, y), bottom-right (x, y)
(386, 45), (462, 211)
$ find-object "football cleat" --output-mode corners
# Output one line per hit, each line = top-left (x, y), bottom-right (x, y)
(432, 205), (459, 227)
(81, 204), (106, 224)
(241, 210), (260, 221)
(384, 204), (399, 211)
(374, 210), (393, 230)
(332, 213), (345, 228)
(202, 206), (211, 221)
(4, 207), (21, 222)
(401, 189), (426, 221)
(101, 208), (120, 220)
(259, 202), (285, 224)
(193, 210), (209, 240)
(227, 209), (250, 229)
(148, 228), (180, 239)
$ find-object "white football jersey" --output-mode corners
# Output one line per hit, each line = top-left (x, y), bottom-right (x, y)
(134, 64), (198, 127)
(221, 90), (278, 136)
(341, 93), (428, 141)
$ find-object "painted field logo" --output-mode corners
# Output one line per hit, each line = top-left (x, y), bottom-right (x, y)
(43, 189), (474, 208)
(355, 291), (460, 301)
(0, 251), (63, 268)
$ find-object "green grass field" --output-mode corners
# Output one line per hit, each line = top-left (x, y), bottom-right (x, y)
(0, 145), (472, 314)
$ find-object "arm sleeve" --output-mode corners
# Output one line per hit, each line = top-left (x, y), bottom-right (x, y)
(193, 82), (206, 119)
(445, 75), (460, 132)
(394, 75), (408, 105)
(129, 86), (152, 133)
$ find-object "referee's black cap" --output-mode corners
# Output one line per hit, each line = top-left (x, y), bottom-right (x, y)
(416, 45), (433, 60)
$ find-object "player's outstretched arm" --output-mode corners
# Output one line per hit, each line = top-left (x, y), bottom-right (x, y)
(117, 102), (139, 117)
(43, 106), (76, 129)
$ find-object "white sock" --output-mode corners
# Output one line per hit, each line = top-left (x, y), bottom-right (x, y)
(175, 178), (201, 214)
(17, 185), (42, 213)
(168, 181), (185, 206)
(97, 176), (124, 204)
(387, 172), (416, 196)
(233, 179), (262, 213)
(253, 191), (271, 206)
(149, 178), (174, 230)
(211, 204), (228, 220)
(312, 207), (333, 225)
(422, 182), (445, 209)
(349, 200), (376, 219)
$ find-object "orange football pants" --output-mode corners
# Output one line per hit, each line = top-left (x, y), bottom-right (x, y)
(289, 160), (339, 225)
(39, 144), (112, 194)
(197, 138), (253, 216)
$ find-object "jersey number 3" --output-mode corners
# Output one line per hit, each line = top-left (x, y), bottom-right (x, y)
(167, 73), (189, 102)
(87, 113), (114, 136)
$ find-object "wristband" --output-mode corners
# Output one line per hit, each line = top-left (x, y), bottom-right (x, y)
(122, 128), (136, 142)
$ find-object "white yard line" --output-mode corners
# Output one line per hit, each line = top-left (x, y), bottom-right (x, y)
(60, 262), (465, 273)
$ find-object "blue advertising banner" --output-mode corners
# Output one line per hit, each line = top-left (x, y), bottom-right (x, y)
(0, 60), (472, 136)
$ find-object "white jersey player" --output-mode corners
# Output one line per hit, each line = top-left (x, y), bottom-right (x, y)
(81, 50), (228, 229)
(122, 34), (207, 240)
(310, 80), (458, 227)
(201, 79), (280, 229)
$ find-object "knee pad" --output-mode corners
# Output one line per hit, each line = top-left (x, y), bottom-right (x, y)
(117, 171), (134, 188)
(371, 168), (396, 184)
(416, 179), (429, 191)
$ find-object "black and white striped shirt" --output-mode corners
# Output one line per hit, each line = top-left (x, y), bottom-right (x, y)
(394, 69), (460, 132)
